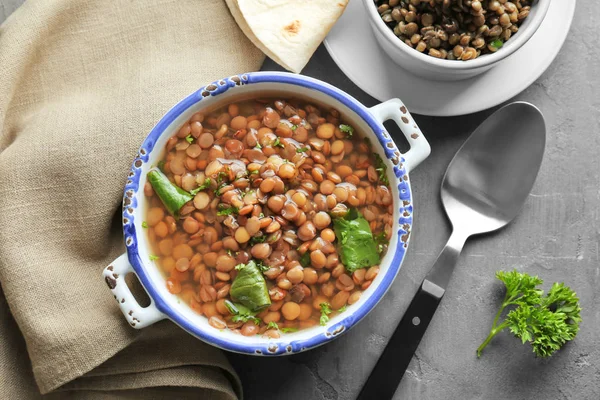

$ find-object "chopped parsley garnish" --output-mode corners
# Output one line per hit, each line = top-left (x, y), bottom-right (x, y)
(225, 301), (261, 325)
(374, 153), (390, 186)
(149, 254), (160, 261)
(141, 221), (148, 228)
(291, 125), (298, 131)
(256, 260), (269, 273)
(250, 170), (259, 175)
(339, 305), (348, 313)
(185, 135), (194, 144)
(189, 178), (211, 195)
(281, 327), (299, 333)
(249, 234), (267, 245)
(217, 205), (239, 216)
(320, 302), (333, 326)
(216, 171), (228, 185)
(299, 251), (311, 268)
(254, 143), (262, 149)
(374, 231), (387, 255)
(272, 137), (285, 148)
(258, 213), (265, 218)
(267, 321), (279, 330)
(296, 147), (310, 153)
(339, 124), (354, 137)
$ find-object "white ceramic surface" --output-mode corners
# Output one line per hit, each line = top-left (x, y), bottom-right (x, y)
(363, 0), (550, 81)
(103, 72), (431, 355)
(324, 0), (576, 116)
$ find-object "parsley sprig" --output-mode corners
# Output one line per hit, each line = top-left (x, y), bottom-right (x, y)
(477, 270), (581, 358)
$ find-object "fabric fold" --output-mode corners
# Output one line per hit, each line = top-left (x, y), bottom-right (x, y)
(0, 0), (264, 397)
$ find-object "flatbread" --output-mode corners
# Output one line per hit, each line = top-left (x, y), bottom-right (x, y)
(225, 0), (348, 73)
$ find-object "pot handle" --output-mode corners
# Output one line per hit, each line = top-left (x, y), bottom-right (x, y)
(369, 99), (431, 174)
(103, 253), (166, 329)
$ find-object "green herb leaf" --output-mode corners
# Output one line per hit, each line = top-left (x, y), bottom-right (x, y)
(476, 269), (581, 358)
(267, 321), (279, 330)
(147, 169), (193, 218)
(141, 221), (149, 229)
(374, 153), (390, 186)
(254, 143), (262, 150)
(250, 170), (259, 175)
(189, 178), (211, 195)
(339, 124), (354, 137)
(281, 327), (299, 333)
(272, 137), (285, 148)
(333, 209), (380, 273)
(296, 147), (310, 153)
(258, 212), (265, 218)
(185, 135), (194, 144)
(291, 125), (298, 131)
(149, 254), (160, 261)
(217, 205), (239, 216)
(230, 260), (271, 311)
(320, 302), (332, 326)
(490, 39), (504, 49)
(338, 305), (347, 313)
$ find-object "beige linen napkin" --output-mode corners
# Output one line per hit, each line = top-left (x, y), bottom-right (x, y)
(0, 0), (264, 398)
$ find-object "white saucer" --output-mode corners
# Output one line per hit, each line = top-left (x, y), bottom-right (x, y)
(324, 0), (576, 116)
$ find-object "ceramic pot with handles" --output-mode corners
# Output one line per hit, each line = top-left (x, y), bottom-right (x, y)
(103, 72), (430, 355)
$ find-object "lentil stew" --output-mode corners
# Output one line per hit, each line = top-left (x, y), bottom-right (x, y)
(144, 97), (393, 337)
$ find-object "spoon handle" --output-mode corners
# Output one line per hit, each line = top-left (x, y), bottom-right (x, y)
(356, 280), (442, 400)
(357, 231), (467, 400)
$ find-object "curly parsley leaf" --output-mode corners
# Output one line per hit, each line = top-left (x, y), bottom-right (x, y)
(141, 221), (149, 229)
(281, 327), (299, 333)
(149, 254), (160, 261)
(296, 147), (310, 153)
(320, 302), (332, 326)
(267, 321), (279, 330)
(185, 135), (194, 144)
(477, 270), (581, 358)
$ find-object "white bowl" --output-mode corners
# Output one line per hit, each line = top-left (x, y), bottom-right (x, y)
(103, 72), (431, 355)
(363, 0), (551, 81)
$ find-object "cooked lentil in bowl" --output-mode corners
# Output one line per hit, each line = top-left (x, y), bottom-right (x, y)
(144, 98), (393, 338)
(375, 0), (534, 60)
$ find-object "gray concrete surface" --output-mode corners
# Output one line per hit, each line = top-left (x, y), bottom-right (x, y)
(2, 1), (598, 399)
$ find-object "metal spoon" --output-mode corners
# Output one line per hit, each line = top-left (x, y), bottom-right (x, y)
(357, 102), (546, 400)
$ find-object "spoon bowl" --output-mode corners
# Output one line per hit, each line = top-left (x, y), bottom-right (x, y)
(443, 102), (546, 235)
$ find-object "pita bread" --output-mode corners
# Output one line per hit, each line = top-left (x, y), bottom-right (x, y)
(225, 0), (348, 73)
